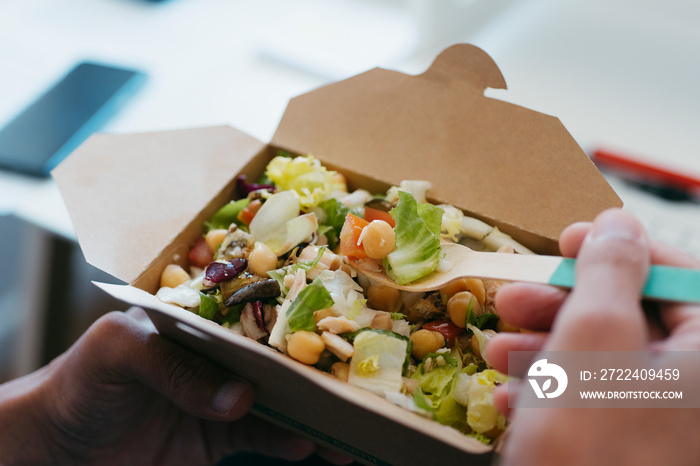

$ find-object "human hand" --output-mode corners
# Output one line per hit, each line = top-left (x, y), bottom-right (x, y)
(0, 307), (351, 465)
(486, 208), (700, 465)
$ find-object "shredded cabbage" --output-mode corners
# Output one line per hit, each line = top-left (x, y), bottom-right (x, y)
(249, 191), (318, 255)
(317, 269), (367, 320)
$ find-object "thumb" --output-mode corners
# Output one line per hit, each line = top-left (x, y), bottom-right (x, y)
(548, 209), (650, 351)
(135, 332), (255, 421)
(76, 310), (254, 421)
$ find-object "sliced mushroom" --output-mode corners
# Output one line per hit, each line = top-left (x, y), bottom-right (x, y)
(216, 225), (255, 261)
(222, 273), (281, 306)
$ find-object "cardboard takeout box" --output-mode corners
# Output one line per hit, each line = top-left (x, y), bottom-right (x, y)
(53, 44), (621, 465)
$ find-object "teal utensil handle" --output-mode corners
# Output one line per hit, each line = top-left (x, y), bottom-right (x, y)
(547, 258), (700, 303)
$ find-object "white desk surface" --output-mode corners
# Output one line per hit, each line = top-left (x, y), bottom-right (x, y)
(2, 0), (700, 248)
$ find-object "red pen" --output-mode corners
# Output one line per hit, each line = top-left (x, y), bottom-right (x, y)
(591, 148), (700, 201)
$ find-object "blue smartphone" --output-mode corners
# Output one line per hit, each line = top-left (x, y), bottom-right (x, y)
(0, 61), (145, 177)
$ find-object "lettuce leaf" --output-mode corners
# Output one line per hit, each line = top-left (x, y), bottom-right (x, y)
(411, 351), (471, 432)
(286, 277), (334, 332)
(384, 191), (444, 285)
(206, 198), (250, 231)
(264, 155), (335, 208)
(248, 190), (300, 253)
(347, 330), (408, 396)
(198, 292), (220, 320)
(412, 351), (460, 405)
(316, 198), (350, 248)
(346, 328), (412, 372)
(435, 385), (469, 432)
(454, 369), (508, 434)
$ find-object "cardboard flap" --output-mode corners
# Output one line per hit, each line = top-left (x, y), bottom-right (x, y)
(53, 126), (266, 285)
(419, 42), (507, 93)
(272, 44), (621, 254)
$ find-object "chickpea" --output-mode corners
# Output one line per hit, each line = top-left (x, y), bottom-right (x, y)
(370, 311), (393, 331)
(330, 362), (350, 382)
(360, 220), (395, 259)
(367, 284), (400, 312)
(410, 329), (445, 361)
(286, 331), (325, 365)
(248, 241), (278, 276)
(160, 264), (190, 289)
(205, 229), (228, 254)
(441, 278), (486, 305)
(313, 308), (335, 324)
(447, 291), (483, 328)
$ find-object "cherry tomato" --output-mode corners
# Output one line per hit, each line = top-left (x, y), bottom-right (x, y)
(422, 320), (463, 344)
(364, 206), (395, 228)
(237, 199), (262, 226)
(339, 213), (370, 260)
(188, 236), (214, 269)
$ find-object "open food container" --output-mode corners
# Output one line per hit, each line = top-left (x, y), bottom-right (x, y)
(53, 44), (621, 465)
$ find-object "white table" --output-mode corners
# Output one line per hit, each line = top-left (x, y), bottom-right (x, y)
(0, 0), (421, 377)
(2, 0), (700, 377)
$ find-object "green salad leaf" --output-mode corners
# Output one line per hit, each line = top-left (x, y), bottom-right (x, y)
(286, 277), (334, 332)
(435, 384), (469, 432)
(206, 198), (250, 231)
(411, 350), (470, 432)
(198, 292), (219, 320)
(317, 198), (350, 249)
(221, 303), (243, 325)
(413, 388), (436, 413)
(412, 351), (460, 403)
(384, 191), (444, 285)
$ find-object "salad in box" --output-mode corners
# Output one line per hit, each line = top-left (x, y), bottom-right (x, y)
(154, 152), (530, 444)
(53, 44), (622, 464)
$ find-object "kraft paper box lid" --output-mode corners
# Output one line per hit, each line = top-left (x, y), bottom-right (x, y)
(273, 44), (621, 254)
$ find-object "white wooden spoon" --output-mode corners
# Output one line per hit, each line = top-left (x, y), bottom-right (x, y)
(348, 242), (700, 303)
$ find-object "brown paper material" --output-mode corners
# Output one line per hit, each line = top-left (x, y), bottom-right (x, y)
(53, 126), (267, 290)
(54, 44), (622, 464)
(273, 44), (621, 254)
